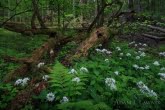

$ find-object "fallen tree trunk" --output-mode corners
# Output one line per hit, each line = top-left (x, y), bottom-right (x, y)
(62, 26), (110, 66)
(3, 37), (72, 82)
(3, 22), (57, 36)
(3, 22), (87, 36)
(142, 33), (165, 41)
(147, 25), (165, 33)
(146, 32), (165, 37)
(5, 33), (87, 110)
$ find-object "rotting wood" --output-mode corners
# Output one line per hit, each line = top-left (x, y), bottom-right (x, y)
(3, 37), (72, 82)
(62, 26), (109, 66)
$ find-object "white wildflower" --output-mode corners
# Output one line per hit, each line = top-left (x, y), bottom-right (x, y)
(158, 73), (165, 81)
(105, 59), (109, 63)
(114, 71), (119, 75)
(21, 77), (30, 86)
(50, 49), (54, 55)
(96, 48), (112, 55)
(98, 44), (102, 47)
(69, 69), (77, 74)
(105, 78), (117, 90)
(143, 44), (147, 47)
(135, 44), (138, 47)
(139, 48), (145, 51)
(133, 64), (139, 70)
(15, 79), (23, 86)
(153, 61), (160, 66)
(72, 77), (80, 83)
(160, 67), (165, 71)
(102, 49), (107, 53)
(46, 92), (55, 102)
(136, 56), (140, 60)
(106, 51), (112, 54)
(61, 96), (69, 103)
(15, 77), (30, 86)
(80, 67), (88, 73)
(139, 43), (142, 45)
(116, 47), (121, 51)
(138, 51), (142, 54)
(129, 41), (135, 45)
(145, 65), (150, 70)
(126, 53), (131, 57)
(137, 81), (157, 97)
(140, 52), (146, 57)
(119, 53), (123, 56)
(43, 75), (50, 81)
(159, 52), (165, 57)
(139, 67), (145, 70)
(37, 62), (45, 68)
(96, 48), (102, 53)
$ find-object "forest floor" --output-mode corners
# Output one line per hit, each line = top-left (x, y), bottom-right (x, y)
(0, 20), (165, 110)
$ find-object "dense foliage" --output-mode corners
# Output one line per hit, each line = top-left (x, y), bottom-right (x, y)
(0, 0), (165, 110)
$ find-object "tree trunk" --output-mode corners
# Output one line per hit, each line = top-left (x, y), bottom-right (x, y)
(3, 37), (72, 82)
(31, 12), (37, 29)
(32, 0), (47, 29)
(128, 0), (134, 11)
(62, 26), (110, 66)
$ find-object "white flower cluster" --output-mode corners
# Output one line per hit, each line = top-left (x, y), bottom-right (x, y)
(114, 71), (119, 75)
(129, 41), (135, 45)
(105, 59), (109, 63)
(135, 51), (146, 57)
(105, 78), (117, 90)
(69, 69), (77, 74)
(15, 77), (30, 86)
(42, 75), (50, 81)
(137, 81), (157, 97)
(160, 67), (165, 71)
(50, 49), (54, 55)
(153, 61), (160, 66)
(37, 62), (45, 68)
(80, 67), (88, 73)
(72, 77), (80, 83)
(139, 48), (145, 51)
(95, 48), (112, 55)
(133, 64), (150, 70)
(116, 47), (121, 51)
(159, 52), (165, 57)
(119, 53), (124, 56)
(126, 53), (131, 57)
(133, 42), (147, 47)
(46, 92), (55, 102)
(61, 96), (69, 103)
(69, 67), (88, 74)
(158, 73), (165, 81)
(135, 56), (140, 60)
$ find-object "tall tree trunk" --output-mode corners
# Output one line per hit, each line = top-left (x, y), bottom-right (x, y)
(31, 12), (37, 29)
(128, 0), (134, 11)
(98, 0), (106, 27)
(57, 1), (61, 28)
(32, 0), (47, 29)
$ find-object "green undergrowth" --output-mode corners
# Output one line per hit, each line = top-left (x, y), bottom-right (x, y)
(0, 28), (48, 58)
(0, 28), (165, 110)
(0, 28), (48, 80)
(24, 39), (165, 110)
